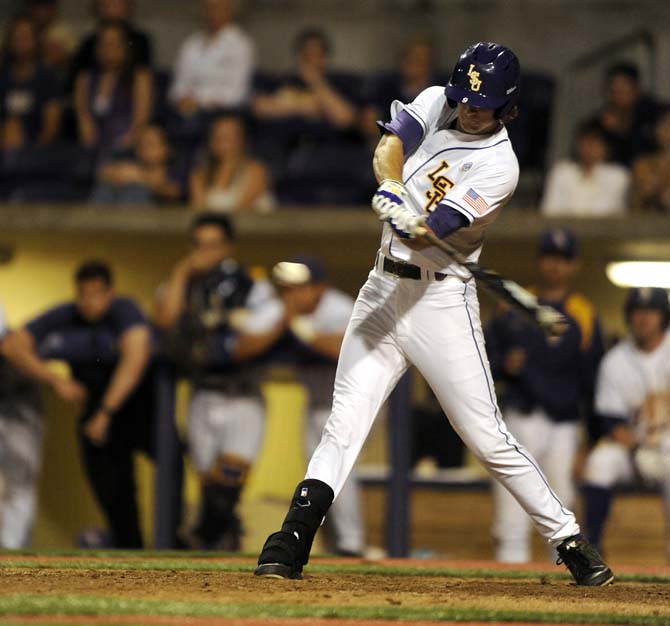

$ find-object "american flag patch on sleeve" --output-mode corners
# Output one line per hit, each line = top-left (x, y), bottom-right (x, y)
(463, 188), (489, 214)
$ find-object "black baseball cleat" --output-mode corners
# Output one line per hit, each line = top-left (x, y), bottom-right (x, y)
(254, 531), (303, 580)
(556, 535), (614, 586)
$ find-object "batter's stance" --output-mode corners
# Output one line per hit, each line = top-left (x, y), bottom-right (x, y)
(255, 42), (614, 586)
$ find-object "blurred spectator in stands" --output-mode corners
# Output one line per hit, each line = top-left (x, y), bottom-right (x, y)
(90, 124), (182, 205)
(26, 0), (77, 78)
(360, 35), (438, 143)
(486, 228), (604, 563)
(585, 62), (663, 166)
(540, 122), (630, 216)
(1, 261), (161, 549)
(42, 24), (78, 83)
(69, 0), (152, 89)
(252, 27), (367, 204)
(631, 108), (670, 212)
(253, 28), (356, 129)
(0, 15), (62, 152)
(190, 115), (274, 213)
(73, 21), (153, 162)
(170, 0), (253, 119)
(0, 292), (45, 549)
(26, 0), (61, 33)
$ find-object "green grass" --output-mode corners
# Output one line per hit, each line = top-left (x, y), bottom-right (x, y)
(0, 594), (669, 625)
(2, 553), (669, 624)
(1, 557), (669, 584)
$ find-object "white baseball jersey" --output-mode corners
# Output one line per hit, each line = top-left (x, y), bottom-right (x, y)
(584, 332), (670, 489)
(595, 331), (670, 442)
(381, 86), (519, 278)
(298, 288), (354, 409)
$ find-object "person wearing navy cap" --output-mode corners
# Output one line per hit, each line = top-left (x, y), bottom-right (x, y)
(485, 228), (605, 563)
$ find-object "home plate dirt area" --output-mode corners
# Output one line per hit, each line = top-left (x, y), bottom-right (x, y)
(1, 554), (670, 625)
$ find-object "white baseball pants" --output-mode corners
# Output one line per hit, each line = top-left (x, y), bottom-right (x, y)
(306, 264), (580, 547)
(188, 390), (265, 472)
(492, 407), (579, 562)
(307, 407), (364, 554)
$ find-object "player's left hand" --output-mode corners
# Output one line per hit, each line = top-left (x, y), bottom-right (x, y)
(386, 206), (427, 239)
(83, 411), (112, 447)
(371, 179), (407, 220)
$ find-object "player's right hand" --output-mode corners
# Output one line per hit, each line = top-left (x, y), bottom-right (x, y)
(52, 377), (87, 404)
(371, 179), (407, 220)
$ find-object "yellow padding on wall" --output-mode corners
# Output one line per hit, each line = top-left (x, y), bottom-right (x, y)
(244, 382), (308, 500)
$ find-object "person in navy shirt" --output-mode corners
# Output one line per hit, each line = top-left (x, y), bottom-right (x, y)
(1, 261), (154, 548)
(0, 14), (62, 150)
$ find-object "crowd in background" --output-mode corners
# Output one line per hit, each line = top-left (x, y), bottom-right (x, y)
(0, 0), (668, 211)
(1, 0), (670, 560)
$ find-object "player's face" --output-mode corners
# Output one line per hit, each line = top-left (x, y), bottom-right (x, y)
(606, 75), (639, 110)
(538, 255), (577, 288)
(456, 104), (499, 135)
(281, 283), (322, 314)
(76, 279), (114, 322)
(629, 308), (666, 346)
(191, 225), (232, 270)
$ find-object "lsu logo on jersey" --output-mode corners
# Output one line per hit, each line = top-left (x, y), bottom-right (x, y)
(424, 160), (455, 212)
(467, 64), (482, 92)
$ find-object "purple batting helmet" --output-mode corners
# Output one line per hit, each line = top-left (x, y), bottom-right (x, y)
(445, 42), (521, 119)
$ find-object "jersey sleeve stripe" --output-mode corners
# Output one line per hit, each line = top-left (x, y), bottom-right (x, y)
(404, 107), (428, 136)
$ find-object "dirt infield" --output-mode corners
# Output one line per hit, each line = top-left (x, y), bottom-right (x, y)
(0, 619), (608, 626)
(1, 555), (670, 624)
(0, 615), (600, 626)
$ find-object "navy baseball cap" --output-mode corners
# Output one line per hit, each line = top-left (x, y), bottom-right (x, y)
(538, 228), (579, 259)
(625, 287), (670, 327)
(272, 256), (327, 285)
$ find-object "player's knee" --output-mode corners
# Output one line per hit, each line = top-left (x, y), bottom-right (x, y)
(203, 453), (252, 488)
(582, 443), (623, 488)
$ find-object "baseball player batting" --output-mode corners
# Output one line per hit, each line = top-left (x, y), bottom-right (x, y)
(255, 41), (614, 586)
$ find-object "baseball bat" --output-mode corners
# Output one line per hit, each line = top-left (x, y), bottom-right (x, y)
(423, 231), (568, 337)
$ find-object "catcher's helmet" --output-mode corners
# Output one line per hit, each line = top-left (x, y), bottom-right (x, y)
(624, 287), (670, 328)
(445, 42), (520, 119)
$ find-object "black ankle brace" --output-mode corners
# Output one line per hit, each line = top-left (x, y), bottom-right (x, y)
(280, 479), (334, 565)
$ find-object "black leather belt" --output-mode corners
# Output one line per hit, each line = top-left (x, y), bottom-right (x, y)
(382, 255), (447, 281)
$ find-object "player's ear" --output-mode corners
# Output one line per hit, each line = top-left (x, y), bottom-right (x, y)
(500, 105), (519, 123)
